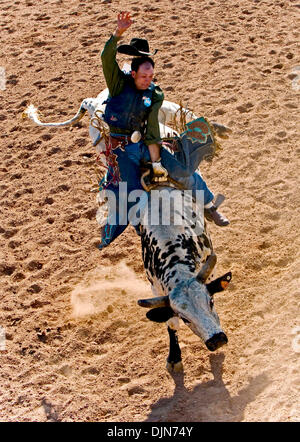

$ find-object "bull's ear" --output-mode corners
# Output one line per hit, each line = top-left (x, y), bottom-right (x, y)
(206, 272), (232, 296)
(146, 307), (174, 323)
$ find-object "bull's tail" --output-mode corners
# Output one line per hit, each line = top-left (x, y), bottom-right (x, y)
(23, 103), (86, 127)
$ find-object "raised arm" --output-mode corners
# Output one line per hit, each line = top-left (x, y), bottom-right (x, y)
(101, 12), (133, 96)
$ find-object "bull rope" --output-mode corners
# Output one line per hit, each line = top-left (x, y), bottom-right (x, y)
(89, 111), (121, 191)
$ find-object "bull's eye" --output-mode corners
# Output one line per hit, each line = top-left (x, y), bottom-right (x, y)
(209, 298), (214, 309)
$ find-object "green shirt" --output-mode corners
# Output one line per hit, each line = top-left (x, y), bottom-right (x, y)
(101, 35), (164, 146)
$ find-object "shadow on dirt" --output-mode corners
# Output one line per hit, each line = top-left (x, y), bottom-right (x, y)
(145, 353), (269, 422)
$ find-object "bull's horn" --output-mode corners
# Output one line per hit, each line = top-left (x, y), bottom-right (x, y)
(23, 103), (86, 127)
(211, 122), (232, 139)
(196, 253), (217, 283)
(138, 296), (170, 308)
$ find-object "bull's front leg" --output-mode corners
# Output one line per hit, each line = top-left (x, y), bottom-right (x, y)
(166, 318), (183, 372)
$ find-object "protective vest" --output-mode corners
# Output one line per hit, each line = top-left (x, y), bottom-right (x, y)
(104, 75), (155, 134)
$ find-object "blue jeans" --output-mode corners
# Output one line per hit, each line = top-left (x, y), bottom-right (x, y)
(125, 141), (214, 204)
(98, 141), (214, 248)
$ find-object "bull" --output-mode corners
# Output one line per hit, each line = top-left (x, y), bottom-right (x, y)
(137, 186), (231, 372)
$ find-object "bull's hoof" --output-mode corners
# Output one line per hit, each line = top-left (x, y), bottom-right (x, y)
(166, 360), (183, 373)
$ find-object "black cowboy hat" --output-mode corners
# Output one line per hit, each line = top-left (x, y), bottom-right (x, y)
(117, 38), (158, 57)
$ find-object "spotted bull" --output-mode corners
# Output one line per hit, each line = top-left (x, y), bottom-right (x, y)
(138, 186), (231, 371)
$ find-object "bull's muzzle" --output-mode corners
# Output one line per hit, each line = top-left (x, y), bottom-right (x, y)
(205, 332), (228, 351)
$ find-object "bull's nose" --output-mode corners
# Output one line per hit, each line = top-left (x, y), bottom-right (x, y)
(205, 332), (228, 351)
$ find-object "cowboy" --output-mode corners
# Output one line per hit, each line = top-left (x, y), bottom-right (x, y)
(99, 12), (229, 248)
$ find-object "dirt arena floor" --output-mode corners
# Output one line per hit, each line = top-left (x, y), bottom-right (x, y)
(0, 0), (299, 422)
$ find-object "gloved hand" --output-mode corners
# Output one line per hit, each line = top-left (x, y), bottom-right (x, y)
(152, 159), (168, 178)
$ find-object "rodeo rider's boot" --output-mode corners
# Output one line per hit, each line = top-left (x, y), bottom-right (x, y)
(204, 202), (229, 227)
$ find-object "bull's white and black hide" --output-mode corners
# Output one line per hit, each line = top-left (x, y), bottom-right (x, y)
(138, 186), (230, 371)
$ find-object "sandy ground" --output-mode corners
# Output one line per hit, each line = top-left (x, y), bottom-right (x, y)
(0, 0), (299, 422)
